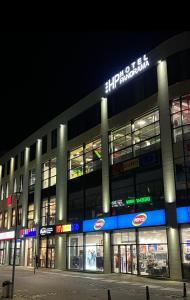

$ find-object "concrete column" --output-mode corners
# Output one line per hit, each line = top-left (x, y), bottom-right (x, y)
(101, 97), (111, 274)
(34, 139), (42, 254)
(8, 157), (14, 229)
(22, 147), (30, 228)
(56, 124), (67, 223)
(5, 241), (10, 265)
(103, 232), (111, 273)
(0, 165), (2, 191)
(157, 60), (182, 280)
(56, 124), (67, 270)
(20, 239), (25, 266)
(55, 235), (67, 270)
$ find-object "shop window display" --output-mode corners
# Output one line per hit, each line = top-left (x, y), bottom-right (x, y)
(67, 234), (84, 270)
(0, 241), (5, 265)
(85, 233), (103, 272)
(9, 240), (21, 266)
(180, 226), (190, 279)
(138, 227), (168, 277)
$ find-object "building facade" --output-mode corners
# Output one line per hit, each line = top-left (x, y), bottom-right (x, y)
(1, 32), (190, 280)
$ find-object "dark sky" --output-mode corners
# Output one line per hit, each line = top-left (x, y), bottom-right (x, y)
(0, 31), (183, 155)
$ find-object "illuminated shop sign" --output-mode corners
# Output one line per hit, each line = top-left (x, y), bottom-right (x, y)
(112, 196), (152, 208)
(177, 206), (190, 224)
(55, 223), (80, 234)
(20, 228), (36, 238)
(0, 231), (15, 241)
(7, 195), (12, 206)
(83, 217), (118, 232)
(126, 196), (152, 205)
(83, 209), (165, 232)
(118, 209), (165, 229)
(39, 226), (55, 237)
(105, 54), (149, 94)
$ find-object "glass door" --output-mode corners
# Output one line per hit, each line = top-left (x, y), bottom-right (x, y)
(120, 245), (126, 273)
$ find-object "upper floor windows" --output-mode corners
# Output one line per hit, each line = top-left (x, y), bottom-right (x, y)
(110, 110), (160, 165)
(20, 175), (23, 192)
(0, 213), (2, 228)
(7, 160), (10, 175)
(5, 183), (9, 198)
(4, 211), (8, 228)
(28, 169), (35, 193)
(13, 178), (17, 193)
(20, 150), (25, 167)
(27, 203), (34, 228)
(14, 155), (18, 171)
(42, 135), (47, 154)
(42, 158), (56, 189)
(51, 129), (57, 149)
(11, 208), (16, 227)
(68, 138), (102, 180)
(1, 186), (3, 201)
(30, 143), (36, 162)
(171, 94), (190, 143)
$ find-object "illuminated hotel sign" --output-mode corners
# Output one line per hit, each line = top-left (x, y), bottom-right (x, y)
(20, 228), (36, 238)
(83, 209), (165, 232)
(105, 54), (150, 94)
(55, 223), (80, 234)
(0, 231), (15, 241)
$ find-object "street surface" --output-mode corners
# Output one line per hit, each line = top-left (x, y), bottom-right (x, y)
(0, 266), (190, 299)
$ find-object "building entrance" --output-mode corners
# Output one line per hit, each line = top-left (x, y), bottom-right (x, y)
(113, 244), (137, 274)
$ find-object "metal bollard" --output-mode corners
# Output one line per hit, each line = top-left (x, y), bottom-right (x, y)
(146, 286), (150, 300)
(183, 282), (187, 298)
(108, 289), (111, 300)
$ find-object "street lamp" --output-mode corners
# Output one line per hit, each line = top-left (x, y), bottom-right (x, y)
(10, 190), (22, 299)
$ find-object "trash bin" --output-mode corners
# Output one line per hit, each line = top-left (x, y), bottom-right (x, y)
(2, 280), (12, 298)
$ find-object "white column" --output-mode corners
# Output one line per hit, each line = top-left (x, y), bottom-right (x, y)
(8, 157), (14, 230)
(101, 97), (111, 274)
(22, 147), (30, 228)
(55, 124), (68, 270)
(34, 139), (42, 255)
(157, 60), (182, 280)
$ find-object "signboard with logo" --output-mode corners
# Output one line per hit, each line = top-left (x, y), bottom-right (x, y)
(55, 223), (81, 234)
(0, 231), (15, 241)
(83, 217), (118, 233)
(118, 209), (165, 229)
(105, 54), (150, 94)
(20, 228), (36, 238)
(83, 209), (165, 232)
(177, 206), (190, 224)
(39, 226), (55, 237)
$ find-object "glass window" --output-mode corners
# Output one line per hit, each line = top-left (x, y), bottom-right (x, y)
(85, 233), (103, 272)
(0, 213), (2, 228)
(13, 178), (17, 193)
(67, 234), (83, 271)
(41, 196), (56, 226)
(5, 183), (9, 198)
(4, 211), (8, 228)
(138, 227), (168, 277)
(27, 204), (34, 228)
(1, 186), (4, 200)
(9, 239), (20, 266)
(42, 158), (56, 189)
(180, 226), (190, 279)
(110, 109), (160, 165)
(18, 206), (22, 225)
(20, 175), (23, 192)
(112, 230), (136, 245)
(11, 208), (16, 227)
(51, 129), (57, 149)
(29, 169), (36, 193)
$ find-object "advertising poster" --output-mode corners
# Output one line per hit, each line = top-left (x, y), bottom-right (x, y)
(86, 245), (96, 271)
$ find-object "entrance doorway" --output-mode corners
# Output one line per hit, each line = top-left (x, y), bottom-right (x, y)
(113, 244), (137, 274)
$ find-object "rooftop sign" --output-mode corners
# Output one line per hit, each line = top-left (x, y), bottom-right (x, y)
(105, 54), (150, 94)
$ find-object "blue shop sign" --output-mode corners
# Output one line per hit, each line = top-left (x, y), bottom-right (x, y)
(83, 216), (118, 232)
(82, 209), (166, 232)
(118, 209), (166, 229)
(20, 228), (36, 238)
(177, 206), (190, 224)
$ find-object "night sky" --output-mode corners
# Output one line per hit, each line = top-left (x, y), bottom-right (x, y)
(0, 31), (183, 156)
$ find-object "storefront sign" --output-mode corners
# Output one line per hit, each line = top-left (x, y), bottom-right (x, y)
(126, 196), (152, 205)
(39, 226), (55, 237)
(105, 54), (149, 94)
(0, 231), (15, 241)
(83, 209), (166, 232)
(132, 213), (147, 226)
(123, 158), (139, 171)
(177, 206), (190, 224)
(20, 228), (36, 238)
(83, 217), (118, 232)
(118, 209), (165, 229)
(55, 223), (80, 234)
(7, 195), (12, 206)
